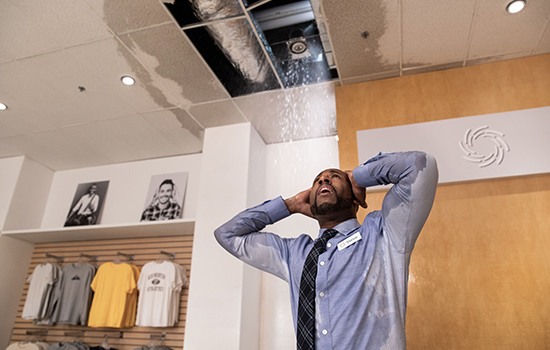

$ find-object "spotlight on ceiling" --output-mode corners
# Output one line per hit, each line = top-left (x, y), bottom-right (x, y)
(506, 0), (526, 13)
(121, 76), (135, 86)
(0, 102), (7, 110)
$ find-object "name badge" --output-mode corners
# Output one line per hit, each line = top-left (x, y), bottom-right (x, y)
(337, 232), (362, 251)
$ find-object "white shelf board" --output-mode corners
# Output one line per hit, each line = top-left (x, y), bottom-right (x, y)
(1, 218), (195, 243)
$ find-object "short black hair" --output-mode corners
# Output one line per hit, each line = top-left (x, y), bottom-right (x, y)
(159, 179), (175, 189)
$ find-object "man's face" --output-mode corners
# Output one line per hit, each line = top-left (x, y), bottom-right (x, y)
(309, 169), (354, 215)
(158, 184), (174, 204)
(89, 185), (97, 194)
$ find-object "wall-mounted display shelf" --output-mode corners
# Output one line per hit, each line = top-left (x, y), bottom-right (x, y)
(1, 218), (195, 243)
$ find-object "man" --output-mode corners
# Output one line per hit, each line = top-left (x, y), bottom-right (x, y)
(215, 151), (438, 349)
(141, 179), (181, 221)
(65, 183), (99, 226)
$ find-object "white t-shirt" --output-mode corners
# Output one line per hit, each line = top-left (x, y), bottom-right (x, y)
(6, 342), (43, 350)
(22, 263), (54, 319)
(136, 261), (186, 327)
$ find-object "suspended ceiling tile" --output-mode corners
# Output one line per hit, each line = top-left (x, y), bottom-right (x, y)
(0, 132), (97, 171)
(0, 117), (23, 138)
(401, 0), (476, 68)
(534, 24), (550, 55)
(0, 60), (79, 129)
(141, 108), (204, 154)
(468, 0), (550, 59)
(119, 24), (230, 106)
(321, 0), (400, 79)
(22, 128), (109, 170)
(0, 139), (19, 159)
(62, 116), (177, 165)
(0, 2), (61, 62)
(8, 0), (111, 49)
(234, 83), (337, 144)
(16, 49), (137, 126)
(188, 100), (247, 129)
(68, 37), (180, 113)
(0, 99), (50, 136)
(83, 0), (173, 34)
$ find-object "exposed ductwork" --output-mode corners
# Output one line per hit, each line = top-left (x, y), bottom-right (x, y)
(187, 0), (274, 84)
(164, 0), (334, 96)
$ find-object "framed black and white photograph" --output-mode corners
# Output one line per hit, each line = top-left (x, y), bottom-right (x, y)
(141, 172), (188, 221)
(64, 181), (109, 227)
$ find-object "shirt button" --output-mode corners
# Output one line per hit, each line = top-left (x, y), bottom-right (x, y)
(320, 261), (325, 266)
(322, 329), (328, 335)
(327, 243), (332, 248)
(319, 292), (324, 297)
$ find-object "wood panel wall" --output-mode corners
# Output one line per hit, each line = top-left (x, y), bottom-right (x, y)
(10, 235), (193, 350)
(335, 54), (550, 349)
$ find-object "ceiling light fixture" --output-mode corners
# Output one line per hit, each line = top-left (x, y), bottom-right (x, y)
(121, 76), (135, 86)
(0, 102), (7, 110)
(506, 0), (526, 13)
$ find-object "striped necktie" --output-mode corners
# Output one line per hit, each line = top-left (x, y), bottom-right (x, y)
(296, 228), (338, 350)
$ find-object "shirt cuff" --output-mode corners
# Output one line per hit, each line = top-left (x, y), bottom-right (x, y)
(265, 196), (291, 223)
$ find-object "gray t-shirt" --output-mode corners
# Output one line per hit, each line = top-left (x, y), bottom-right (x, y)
(51, 263), (96, 325)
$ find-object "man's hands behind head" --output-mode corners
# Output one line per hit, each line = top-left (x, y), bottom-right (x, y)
(284, 188), (314, 218)
(346, 170), (367, 209)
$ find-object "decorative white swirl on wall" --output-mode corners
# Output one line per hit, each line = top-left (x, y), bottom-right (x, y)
(459, 126), (510, 167)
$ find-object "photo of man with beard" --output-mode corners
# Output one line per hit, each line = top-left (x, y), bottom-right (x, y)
(140, 178), (182, 221)
(214, 151), (438, 350)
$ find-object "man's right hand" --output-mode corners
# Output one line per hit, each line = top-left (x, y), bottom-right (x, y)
(284, 188), (314, 218)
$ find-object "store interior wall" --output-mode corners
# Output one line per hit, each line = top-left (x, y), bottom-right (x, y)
(335, 54), (550, 349)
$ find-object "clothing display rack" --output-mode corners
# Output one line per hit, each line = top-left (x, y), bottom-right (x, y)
(158, 250), (175, 260)
(149, 333), (166, 341)
(79, 253), (98, 261)
(45, 253), (65, 263)
(11, 235), (193, 350)
(116, 251), (134, 260)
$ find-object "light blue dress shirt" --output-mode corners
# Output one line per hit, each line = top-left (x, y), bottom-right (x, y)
(215, 151), (438, 349)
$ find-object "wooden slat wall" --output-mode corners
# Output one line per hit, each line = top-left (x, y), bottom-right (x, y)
(10, 235), (193, 350)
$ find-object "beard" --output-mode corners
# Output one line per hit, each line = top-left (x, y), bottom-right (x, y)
(311, 196), (354, 216)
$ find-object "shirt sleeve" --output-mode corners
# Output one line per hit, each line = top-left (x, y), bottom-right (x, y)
(214, 197), (292, 282)
(353, 151), (438, 253)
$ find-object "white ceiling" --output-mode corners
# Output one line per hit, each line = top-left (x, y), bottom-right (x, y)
(0, 0), (548, 170)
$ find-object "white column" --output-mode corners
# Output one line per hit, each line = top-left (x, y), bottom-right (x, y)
(184, 123), (265, 350)
(0, 156), (52, 348)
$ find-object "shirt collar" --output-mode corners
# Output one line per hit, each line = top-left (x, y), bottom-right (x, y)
(319, 218), (361, 238)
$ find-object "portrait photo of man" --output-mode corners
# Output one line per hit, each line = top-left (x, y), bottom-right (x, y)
(65, 181), (109, 227)
(141, 172), (188, 221)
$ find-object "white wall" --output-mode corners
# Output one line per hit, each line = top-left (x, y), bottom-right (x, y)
(0, 156), (24, 230)
(0, 156), (49, 348)
(4, 157), (54, 230)
(41, 154), (201, 228)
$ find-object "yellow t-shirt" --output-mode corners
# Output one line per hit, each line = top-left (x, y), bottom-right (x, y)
(88, 262), (139, 328)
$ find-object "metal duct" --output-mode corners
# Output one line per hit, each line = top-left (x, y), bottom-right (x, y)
(254, 1), (314, 31)
(187, 0), (276, 85)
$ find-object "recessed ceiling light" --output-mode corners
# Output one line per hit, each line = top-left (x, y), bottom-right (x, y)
(0, 102), (7, 110)
(121, 76), (135, 86)
(506, 0), (526, 13)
